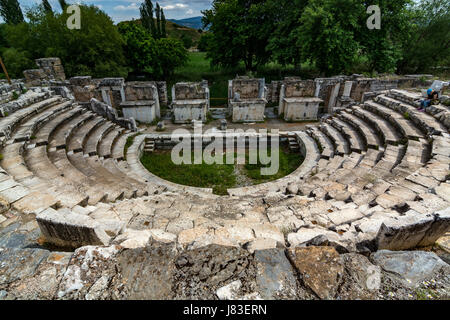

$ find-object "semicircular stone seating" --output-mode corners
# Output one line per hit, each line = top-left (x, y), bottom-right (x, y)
(0, 86), (448, 255)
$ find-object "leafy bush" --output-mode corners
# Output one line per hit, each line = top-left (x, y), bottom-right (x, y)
(118, 21), (188, 79)
(4, 5), (128, 78)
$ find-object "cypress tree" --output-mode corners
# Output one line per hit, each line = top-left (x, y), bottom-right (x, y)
(42, 0), (53, 13)
(58, 0), (68, 11)
(0, 0), (24, 24)
(161, 8), (167, 38)
(156, 3), (161, 39)
(140, 0), (157, 38)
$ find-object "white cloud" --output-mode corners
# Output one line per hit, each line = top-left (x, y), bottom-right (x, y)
(186, 9), (193, 14)
(163, 3), (188, 10)
(114, 3), (140, 11)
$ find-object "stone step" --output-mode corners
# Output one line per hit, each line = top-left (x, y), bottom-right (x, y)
(319, 122), (350, 155)
(66, 152), (126, 202)
(338, 110), (382, 150)
(364, 100), (425, 140)
(328, 117), (365, 153)
(33, 106), (86, 147)
(112, 132), (135, 161)
(98, 127), (124, 159)
(306, 126), (335, 159)
(24, 145), (91, 208)
(85, 122), (116, 156)
(0, 96), (61, 138)
(48, 149), (108, 205)
(67, 117), (105, 153)
(12, 100), (74, 143)
(351, 106), (402, 145)
(376, 94), (447, 136)
(47, 109), (93, 150)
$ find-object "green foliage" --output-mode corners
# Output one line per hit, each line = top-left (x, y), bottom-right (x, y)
(12, 91), (19, 100)
(140, 1), (167, 39)
(0, 0), (24, 24)
(156, 3), (161, 38)
(397, 0), (450, 74)
(42, 0), (52, 13)
(181, 34), (193, 49)
(58, 0), (67, 10)
(297, 0), (363, 76)
(203, 0), (437, 75)
(161, 8), (167, 38)
(4, 5), (128, 78)
(154, 37), (188, 78)
(118, 22), (188, 79)
(266, 0), (309, 68)
(140, 0), (157, 38)
(118, 22), (159, 75)
(1, 47), (34, 78)
(197, 33), (212, 52)
(202, 0), (275, 71)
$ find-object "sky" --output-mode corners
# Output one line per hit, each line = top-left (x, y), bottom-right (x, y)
(1, 0), (212, 23)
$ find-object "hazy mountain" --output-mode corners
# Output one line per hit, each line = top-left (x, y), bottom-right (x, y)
(168, 16), (207, 30)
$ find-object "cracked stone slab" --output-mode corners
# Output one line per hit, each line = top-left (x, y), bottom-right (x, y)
(288, 246), (344, 299)
(371, 250), (449, 287)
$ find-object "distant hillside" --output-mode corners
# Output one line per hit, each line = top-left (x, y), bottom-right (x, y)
(168, 16), (206, 30)
(166, 20), (202, 44)
(118, 19), (202, 45)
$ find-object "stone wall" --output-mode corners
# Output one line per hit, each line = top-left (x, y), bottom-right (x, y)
(23, 58), (66, 86)
(229, 78), (266, 100)
(171, 81), (210, 123)
(173, 81), (209, 100)
(284, 79), (316, 98)
(89, 98), (137, 131)
(35, 58), (66, 81)
(279, 79), (320, 119)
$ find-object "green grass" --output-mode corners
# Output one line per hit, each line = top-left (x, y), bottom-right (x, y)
(140, 146), (304, 195)
(140, 151), (236, 193)
(244, 148), (304, 184)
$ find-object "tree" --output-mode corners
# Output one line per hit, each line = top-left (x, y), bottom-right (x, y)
(355, 0), (412, 73)
(198, 33), (213, 52)
(155, 38), (188, 78)
(202, 0), (275, 71)
(58, 0), (67, 11)
(397, 0), (450, 73)
(1, 47), (34, 78)
(118, 21), (188, 79)
(42, 0), (52, 13)
(140, 0), (157, 38)
(296, 0), (363, 75)
(156, 3), (161, 39)
(266, 0), (309, 69)
(0, 0), (24, 24)
(181, 34), (193, 49)
(160, 7), (167, 38)
(5, 5), (128, 78)
(118, 22), (159, 75)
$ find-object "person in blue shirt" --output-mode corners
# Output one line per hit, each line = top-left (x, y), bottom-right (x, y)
(419, 88), (439, 111)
